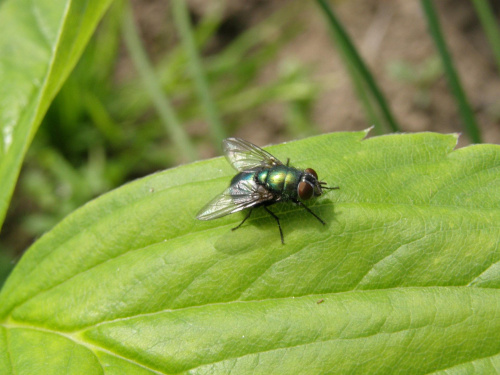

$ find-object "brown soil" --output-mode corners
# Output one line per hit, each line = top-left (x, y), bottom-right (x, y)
(181, 0), (500, 147)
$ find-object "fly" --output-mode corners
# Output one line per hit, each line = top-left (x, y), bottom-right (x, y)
(196, 138), (339, 244)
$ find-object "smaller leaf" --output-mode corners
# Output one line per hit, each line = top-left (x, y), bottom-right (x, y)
(0, 0), (114, 229)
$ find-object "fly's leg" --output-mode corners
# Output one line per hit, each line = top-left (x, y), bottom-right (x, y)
(286, 158), (290, 166)
(293, 199), (326, 225)
(264, 206), (284, 245)
(232, 209), (253, 231)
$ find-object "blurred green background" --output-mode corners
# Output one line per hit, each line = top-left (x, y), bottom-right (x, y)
(1, 0), (499, 284)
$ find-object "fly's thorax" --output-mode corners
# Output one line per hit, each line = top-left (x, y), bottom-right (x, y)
(258, 165), (302, 200)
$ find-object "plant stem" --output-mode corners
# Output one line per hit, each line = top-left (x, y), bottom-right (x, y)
(316, 0), (400, 133)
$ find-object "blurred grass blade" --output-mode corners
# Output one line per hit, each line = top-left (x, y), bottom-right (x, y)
(171, 0), (226, 150)
(316, 0), (400, 133)
(342, 47), (384, 134)
(471, 0), (500, 75)
(121, 1), (197, 162)
(0, 0), (114, 230)
(420, 0), (482, 143)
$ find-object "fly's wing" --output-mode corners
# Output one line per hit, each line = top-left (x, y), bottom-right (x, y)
(223, 138), (283, 172)
(196, 178), (274, 220)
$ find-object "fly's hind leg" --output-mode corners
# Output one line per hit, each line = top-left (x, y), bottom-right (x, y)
(264, 206), (285, 245)
(232, 209), (253, 231)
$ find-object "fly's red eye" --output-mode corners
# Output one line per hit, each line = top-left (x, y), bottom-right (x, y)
(298, 181), (314, 200)
(305, 168), (318, 180)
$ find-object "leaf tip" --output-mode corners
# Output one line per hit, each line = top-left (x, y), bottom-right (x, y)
(363, 126), (375, 138)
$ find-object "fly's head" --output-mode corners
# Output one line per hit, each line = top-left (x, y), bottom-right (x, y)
(297, 168), (339, 201)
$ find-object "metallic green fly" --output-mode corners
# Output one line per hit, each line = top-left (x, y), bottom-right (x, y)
(196, 138), (339, 244)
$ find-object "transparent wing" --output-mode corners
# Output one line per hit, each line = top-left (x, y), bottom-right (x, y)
(197, 178), (274, 220)
(223, 138), (283, 172)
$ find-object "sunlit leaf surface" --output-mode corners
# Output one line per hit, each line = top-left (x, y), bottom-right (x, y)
(1, 131), (499, 374)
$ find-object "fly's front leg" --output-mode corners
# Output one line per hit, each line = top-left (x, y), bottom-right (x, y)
(293, 199), (326, 225)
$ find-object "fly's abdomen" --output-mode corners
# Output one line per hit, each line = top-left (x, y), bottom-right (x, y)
(228, 170), (259, 205)
(230, 170), (256, 187)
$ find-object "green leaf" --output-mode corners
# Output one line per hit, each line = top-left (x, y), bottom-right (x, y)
(0, 0), (114, 229)
(1, 131), (500, 374)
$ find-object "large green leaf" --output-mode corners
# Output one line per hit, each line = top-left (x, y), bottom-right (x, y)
(0, 0), (114, 229)
(1, 131), (499, 374)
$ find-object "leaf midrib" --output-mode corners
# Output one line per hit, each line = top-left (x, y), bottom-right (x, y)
(4, 287), (500, 374)
(3, 322), (165, 375)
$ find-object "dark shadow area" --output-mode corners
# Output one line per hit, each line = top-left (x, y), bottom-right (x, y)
(215, 198), (340, 254)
